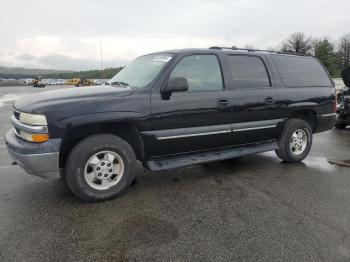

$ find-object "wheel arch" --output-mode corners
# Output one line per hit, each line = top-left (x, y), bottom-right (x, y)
(59, 121), (145, 168)
(288, 109), (318, 132)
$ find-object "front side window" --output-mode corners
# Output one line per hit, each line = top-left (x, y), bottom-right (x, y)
(228, 55), (271, 88)
(109, 53), (173, 88)
(170, 55), (223, 92)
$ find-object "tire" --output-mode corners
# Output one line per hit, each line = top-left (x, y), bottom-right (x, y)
(65, 134), (137, 202)
(275, 119), (313, 163)
(335, 123), (347, 129)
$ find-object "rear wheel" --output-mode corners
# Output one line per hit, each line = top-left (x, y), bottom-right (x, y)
(275, 119), (312, 163)
(65, 134), (137, 202)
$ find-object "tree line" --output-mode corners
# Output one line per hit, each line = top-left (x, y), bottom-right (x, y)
(42, 67), (124, 79)
(0, 67), (124, 80)
(275, 32), (350, 77)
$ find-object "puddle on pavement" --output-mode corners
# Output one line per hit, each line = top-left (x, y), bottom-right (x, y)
(104, 215), (179, 252)
(303, 156), (338, 172)
(0, 93), (27, 108)
(328, 159), (350, 168)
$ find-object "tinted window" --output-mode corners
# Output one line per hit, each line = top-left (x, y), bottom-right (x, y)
(228, 55), (270, 88)
(170, 55), (223, 91)
(272, 55), (332, 87)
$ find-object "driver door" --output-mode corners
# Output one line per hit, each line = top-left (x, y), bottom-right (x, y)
(149, 54), (233, 157)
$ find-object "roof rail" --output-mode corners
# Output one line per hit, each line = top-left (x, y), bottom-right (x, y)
(209, 46), (313, 57)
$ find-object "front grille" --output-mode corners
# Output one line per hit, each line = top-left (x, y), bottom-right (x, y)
(14, 127), (21, 137)
(14, 110), (20, 120)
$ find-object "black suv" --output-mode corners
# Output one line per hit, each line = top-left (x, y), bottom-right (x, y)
(5, 47), (336, 201)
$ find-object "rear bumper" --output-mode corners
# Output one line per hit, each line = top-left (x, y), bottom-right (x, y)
(315, 113), (336, 133)
(5, 129), (61, 178)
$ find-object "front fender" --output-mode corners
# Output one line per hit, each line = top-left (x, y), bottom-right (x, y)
(48, 111), (150, 139)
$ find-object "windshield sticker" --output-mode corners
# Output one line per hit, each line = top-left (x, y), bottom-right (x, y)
(152, 56), (172, 63)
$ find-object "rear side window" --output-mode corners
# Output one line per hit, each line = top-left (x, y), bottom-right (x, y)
(228, 55), (271, 88)
(272, 55), (332, 87)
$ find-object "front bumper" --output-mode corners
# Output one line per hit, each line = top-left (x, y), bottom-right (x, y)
(5, 129), (61, 178)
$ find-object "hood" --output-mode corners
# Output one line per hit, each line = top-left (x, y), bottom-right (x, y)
(14, 85), (133, 113)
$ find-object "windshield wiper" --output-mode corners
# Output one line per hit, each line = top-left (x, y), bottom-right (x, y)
(109, 81), (130, 87)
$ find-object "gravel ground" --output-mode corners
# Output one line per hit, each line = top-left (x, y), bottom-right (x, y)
(0, 85), (350, 261)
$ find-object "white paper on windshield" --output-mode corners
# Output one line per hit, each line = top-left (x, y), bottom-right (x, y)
(152, 56), (172, 63)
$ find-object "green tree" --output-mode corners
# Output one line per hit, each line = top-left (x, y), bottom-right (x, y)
(314, 38), (339, 77)
(338, 33), (350, 69)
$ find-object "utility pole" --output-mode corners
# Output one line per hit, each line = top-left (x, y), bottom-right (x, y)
(100, 40), (103, 79)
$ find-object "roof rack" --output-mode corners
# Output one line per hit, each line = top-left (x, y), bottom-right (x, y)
(209, 46), (312, 57)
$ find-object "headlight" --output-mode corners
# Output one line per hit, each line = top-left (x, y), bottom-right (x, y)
(19, 112), (47, 126)
(14, 112), (49, 143)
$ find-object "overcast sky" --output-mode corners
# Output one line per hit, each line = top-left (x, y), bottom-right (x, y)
(1, 0), (349, 70)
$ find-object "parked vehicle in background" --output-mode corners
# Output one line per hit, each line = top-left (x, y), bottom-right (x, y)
(5, 47), (336, 202)
(335, 68), (350, 129)
(335, 89), (350, 129)
(32, 76), (45, 88)
(93, 79), (110, 85)
(24, 78), (33, 85)
(65, 77), (95, 87)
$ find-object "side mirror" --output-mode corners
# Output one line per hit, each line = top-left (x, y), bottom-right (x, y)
(162, 77), (189, 94)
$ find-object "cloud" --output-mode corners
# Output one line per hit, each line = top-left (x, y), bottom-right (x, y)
(0, 0), (349, 69)
(16, 54), (36, 61)
(36, 54), (128, 71)
(6, 53), (129, 71)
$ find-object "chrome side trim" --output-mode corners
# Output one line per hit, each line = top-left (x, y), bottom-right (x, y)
(321, 113), (336, 117)
(231, 118), (284, 131)
(158, 130), (231, 140)
(150, 119), (285, 141)
(233, 125), (277, 132)
(152, 123), (232, 141)
(11, 115), (48, 134)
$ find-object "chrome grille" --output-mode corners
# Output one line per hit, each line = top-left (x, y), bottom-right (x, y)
(14, 110), (20, 120)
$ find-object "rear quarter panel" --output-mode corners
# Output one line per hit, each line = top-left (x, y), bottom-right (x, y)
(266, 55), (336, 133)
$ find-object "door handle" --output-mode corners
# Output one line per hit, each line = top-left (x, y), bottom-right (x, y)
(218, 99), (230, 107)
(265, 97), (274, 104)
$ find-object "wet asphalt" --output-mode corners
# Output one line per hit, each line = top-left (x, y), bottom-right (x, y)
(0, 85), (350, 261)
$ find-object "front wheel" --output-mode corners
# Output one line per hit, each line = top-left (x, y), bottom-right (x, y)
(65, 134), (137, 202)
(275, 119), (313, 163)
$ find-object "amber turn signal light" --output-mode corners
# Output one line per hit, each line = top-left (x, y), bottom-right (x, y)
(32, 134), (49, 143)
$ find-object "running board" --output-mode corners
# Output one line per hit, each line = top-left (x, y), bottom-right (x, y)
(145, 140), (278, 171)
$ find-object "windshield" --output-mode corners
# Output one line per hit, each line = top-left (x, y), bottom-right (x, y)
(109, 53), (174, 88)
